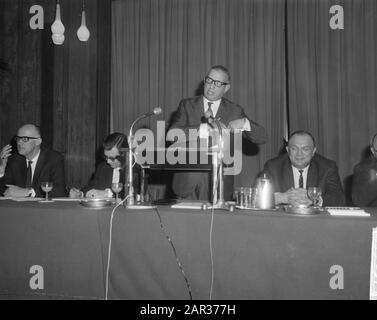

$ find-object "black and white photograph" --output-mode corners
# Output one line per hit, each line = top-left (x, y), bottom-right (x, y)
(0, 0), (377, 303)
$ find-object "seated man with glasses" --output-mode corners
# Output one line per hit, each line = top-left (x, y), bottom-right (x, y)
(262, 130), (345, 207)
(0, 124), (66, 197)
(352, 133), (377, 206)
(168, 65), (267, 200)
(69, 132), (130, 198)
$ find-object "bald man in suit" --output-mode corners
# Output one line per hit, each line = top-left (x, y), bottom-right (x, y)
(263, 130), (345, 207)
(0, 124), (66, 198)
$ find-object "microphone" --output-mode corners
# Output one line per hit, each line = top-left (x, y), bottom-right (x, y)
(204, 109), (215, 126)
(144, 107), (162, 117)
(129, 107), (162, 137)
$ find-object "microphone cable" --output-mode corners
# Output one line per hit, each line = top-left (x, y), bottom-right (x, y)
(153, 206), (193, 300)
(209, 165), (220, 300)
(105, 195), (130, 300)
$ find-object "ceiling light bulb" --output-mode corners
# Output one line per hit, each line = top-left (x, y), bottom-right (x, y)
(51, 3), (65, 35)
(77, 10), (90, 42)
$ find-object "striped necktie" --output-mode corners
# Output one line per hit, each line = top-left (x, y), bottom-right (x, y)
(298, 169), (304, 188)
(207, 102), (214, 117)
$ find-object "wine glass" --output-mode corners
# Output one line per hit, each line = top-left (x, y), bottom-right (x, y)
(307, 187), (322, 208)
(41, 182), (53, 202)
(111, 182), (123, 203)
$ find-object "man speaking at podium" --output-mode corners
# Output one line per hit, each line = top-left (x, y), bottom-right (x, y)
(168, 65), (267, 200)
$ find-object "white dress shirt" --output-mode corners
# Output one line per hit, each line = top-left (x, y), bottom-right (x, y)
(112, 168), (121, 184)
(26, 150), (40, 183)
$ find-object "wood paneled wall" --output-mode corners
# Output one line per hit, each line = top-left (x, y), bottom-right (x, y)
(0, 0), (111, 188)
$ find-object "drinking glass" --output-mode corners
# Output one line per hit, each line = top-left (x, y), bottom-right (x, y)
(307, 187), (322, 208)
(41, 182), (53, 202)
(111, 182), (123, 203)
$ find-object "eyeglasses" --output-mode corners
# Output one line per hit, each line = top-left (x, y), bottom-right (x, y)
(204, 76), (229, 88)
(15, 136), (40, 143)
(104, 155), (121, 162)
(288, 146), (313, 154)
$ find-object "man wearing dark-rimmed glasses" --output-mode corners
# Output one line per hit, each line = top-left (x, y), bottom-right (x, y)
(352, 133), (377, 206)
(168, 65), (267, 200)
(0, 124), (66, 197)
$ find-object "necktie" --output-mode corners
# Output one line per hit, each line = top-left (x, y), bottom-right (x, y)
(298, 169), (304, 188)
(207, 102), (214, 117)
(25, 160), (33, 188)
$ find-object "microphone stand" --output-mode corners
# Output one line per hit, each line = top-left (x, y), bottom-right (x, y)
(125, 111), (159, 209)
(206, 118), (231, 211)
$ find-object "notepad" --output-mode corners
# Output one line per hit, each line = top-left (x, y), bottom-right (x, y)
(326, 207), (370, 217)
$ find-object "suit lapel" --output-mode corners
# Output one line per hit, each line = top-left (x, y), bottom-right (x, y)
(32, 149), (46, 185)
(17, 155), (28, 186)
(282, 157), (295, 191)
(196, 96), (205, 115)
(307, 160), (318, 188)
(216, 99), (229, 124)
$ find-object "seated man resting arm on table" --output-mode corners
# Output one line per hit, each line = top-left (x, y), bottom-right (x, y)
(0, 124), (66, 198)
(262, 130), (345, 207)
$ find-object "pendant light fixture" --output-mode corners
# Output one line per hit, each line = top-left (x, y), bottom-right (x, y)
(51, 0), (65, 45)
(77, 0), (90, 42)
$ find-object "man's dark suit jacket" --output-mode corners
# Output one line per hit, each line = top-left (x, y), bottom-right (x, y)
(352, 156), (377, 207)
(82, 162), (139, 197)
(263, 153), (345, 207)
(82, 162), (126, 195)
(169, 95), (267, 200)
(0, 147), (66, 197)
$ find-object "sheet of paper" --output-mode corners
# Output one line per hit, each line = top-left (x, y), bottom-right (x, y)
(171, 202), (203, 209)
(326, 207), (371, 217)
(11, 197), (44, 202)
(52, 198), (83, 202)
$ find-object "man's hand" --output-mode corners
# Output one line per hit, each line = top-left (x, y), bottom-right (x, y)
(69, 188), (84, 198)
(287, 188), (312, 206)
(85, 189), (111, 198)
(275, 188), (312, 206)
(0, 144), (12, 175)
(228, 118), (248, 130)
(4, 185), (30, 198)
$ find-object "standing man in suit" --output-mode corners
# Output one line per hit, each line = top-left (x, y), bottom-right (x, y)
(168, 65), (267, 200)
(0, 124), (66, 197)
(352, 133), (377, 207)
(263, 130), (345, 207)
(70, 132), (129, 198)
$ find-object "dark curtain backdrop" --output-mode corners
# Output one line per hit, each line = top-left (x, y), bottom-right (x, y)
(287, 0), (377, 199)
(111, 0), (377, 194)
(111, 0), (287, 187)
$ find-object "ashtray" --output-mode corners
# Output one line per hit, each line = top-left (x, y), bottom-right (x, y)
(80, 198), (114, 209)
(284, 204), (320, 215)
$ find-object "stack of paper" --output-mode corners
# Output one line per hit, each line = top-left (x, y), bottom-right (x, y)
(326, 207), (370, 217)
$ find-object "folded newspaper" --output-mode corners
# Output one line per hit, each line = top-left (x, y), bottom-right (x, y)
(326, 207), (370, 217)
